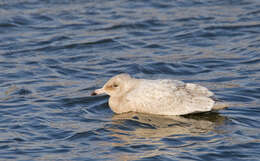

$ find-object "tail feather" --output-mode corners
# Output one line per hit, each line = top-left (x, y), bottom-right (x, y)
(212, 102), (229, 110)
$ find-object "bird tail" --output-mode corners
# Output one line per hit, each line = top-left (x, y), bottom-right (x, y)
(212, 102), (229, 110)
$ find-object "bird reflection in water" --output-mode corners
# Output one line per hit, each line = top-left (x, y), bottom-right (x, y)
(99, 112), (228, 161)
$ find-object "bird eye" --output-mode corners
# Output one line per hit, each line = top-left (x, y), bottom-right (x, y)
(113, 84), (119, 88)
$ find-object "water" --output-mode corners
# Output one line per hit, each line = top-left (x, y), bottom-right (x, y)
(0, 0), (260, 160)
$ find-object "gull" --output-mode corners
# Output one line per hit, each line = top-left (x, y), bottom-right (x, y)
(91, 74), (228, 115)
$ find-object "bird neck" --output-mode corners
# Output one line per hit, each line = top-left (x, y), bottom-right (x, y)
(109, 96), (130, 114)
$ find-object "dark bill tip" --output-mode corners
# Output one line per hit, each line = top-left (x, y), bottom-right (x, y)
(91, 91), (97, 96)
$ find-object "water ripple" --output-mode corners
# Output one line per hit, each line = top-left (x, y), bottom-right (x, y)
(0, 0), (260, 160)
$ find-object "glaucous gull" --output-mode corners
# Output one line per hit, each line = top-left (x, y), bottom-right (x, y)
(91, 74), (228, 115)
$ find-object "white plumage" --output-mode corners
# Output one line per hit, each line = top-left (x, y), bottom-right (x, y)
(91, 74), (227, 115)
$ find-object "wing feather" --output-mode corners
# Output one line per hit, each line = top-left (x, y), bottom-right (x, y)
(126, 79), (215, 115)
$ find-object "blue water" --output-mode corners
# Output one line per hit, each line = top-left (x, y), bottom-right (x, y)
(0, 0), (260, 160)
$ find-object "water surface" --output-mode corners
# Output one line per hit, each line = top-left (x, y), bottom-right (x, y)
(0, 0), (260, 160)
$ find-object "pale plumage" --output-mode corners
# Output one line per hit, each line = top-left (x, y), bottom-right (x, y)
(91, 74), (228, 115)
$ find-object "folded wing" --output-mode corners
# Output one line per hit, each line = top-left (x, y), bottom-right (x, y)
(126, 79), (215, 115)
